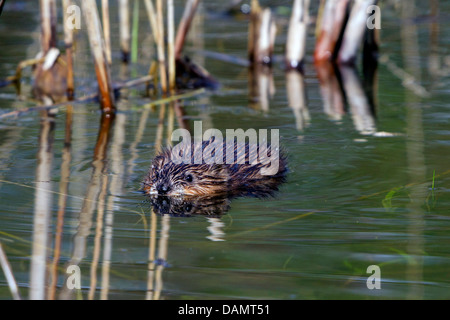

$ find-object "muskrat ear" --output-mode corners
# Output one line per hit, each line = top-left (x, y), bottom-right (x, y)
(152, 154), (166, 169)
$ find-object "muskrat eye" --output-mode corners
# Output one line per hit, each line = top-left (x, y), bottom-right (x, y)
(184, 204), (192, 213)
(185, 174), (193, 183)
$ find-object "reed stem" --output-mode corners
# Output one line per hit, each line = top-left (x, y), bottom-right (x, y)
(82, 0), (116, 113)
(175, 0), (200, 59)
(167, 0), (176, 91)
(39, 0), (57, 54)
(131, 0), (140, 64)
(102, 0), (112, 64)
(119, 0), (131, 63)
(286, 0), (310, 70)
(63, 0), (75, 99)
(248, 0), (276, 65)
(156, 0), (167, 93)
(144, 0), (159, 44)
(338, 0), (377, 65)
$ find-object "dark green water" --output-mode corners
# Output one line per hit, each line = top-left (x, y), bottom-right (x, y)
(0, 1), (449, 300)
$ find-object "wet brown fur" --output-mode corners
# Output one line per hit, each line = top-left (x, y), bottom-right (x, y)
(142, 140), (287, 198)
(32, 56), (68, 104)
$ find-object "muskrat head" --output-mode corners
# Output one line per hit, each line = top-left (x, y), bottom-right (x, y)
(142, 149), (230, 196)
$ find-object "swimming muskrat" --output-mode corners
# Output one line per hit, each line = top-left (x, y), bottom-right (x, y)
(142, 140), (287, 198)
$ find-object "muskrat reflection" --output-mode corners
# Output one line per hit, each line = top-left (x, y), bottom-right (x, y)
(149, 195), (231, 217)
(148, 172), (287, 217)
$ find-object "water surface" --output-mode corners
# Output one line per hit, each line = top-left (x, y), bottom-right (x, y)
(0, 1), (449, 300)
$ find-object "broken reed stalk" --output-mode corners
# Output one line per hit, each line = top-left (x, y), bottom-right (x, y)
(248, 0), (276, 65)
(0, 243), (21, 300)
(167, 0), (176, 91)
(40, 0), (57, 54)
(174, 0), (200, 60)
(315, 0), (325, 39)
(257, 9), (276, 65)
(156, 0), (168, 93)
(102, 0), (112, 64)
(82, 0), (116, 113)
(314, 0), (350, 63)
(119, 0), (131, 63)
(63, 0), (74, 99)
(338, 0), (377, 65)
(286, 0), (310, 71)
(248, 0), (261, 63)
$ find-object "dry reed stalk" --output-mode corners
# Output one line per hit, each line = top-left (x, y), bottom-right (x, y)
(248, 0), (261, 63)
(131, 0), (140, 63)
(167, 101), (175, 146)
(248, 0), (276, 65)
(338, 0), (377, 65)
(144, 0), (159, 44)
(119, 0), (131, 63)
(174, 0), (200, 59)
(286, 0), (310, 71)
(82, 0), (116, 113)
(315, 0), (325, 39)
(0, 243), (21, 300)
(63, 0), (75, 99)
(314, 0), (350, 63)
(167, 0), (176, 91)
(256, 8), (276, 65)
(156, 0), (168, 93)
(155, 103), (166, 154)
(102, 0), (112, 64)
(40, 0), (57, 54)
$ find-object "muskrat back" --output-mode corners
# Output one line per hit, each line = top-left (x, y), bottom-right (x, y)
(142, 140), (287, 197)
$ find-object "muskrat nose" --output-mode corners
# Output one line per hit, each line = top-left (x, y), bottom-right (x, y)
(157, 184), (171, 195)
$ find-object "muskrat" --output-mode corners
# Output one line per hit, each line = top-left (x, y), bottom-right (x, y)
(142, 140), (287, 198)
